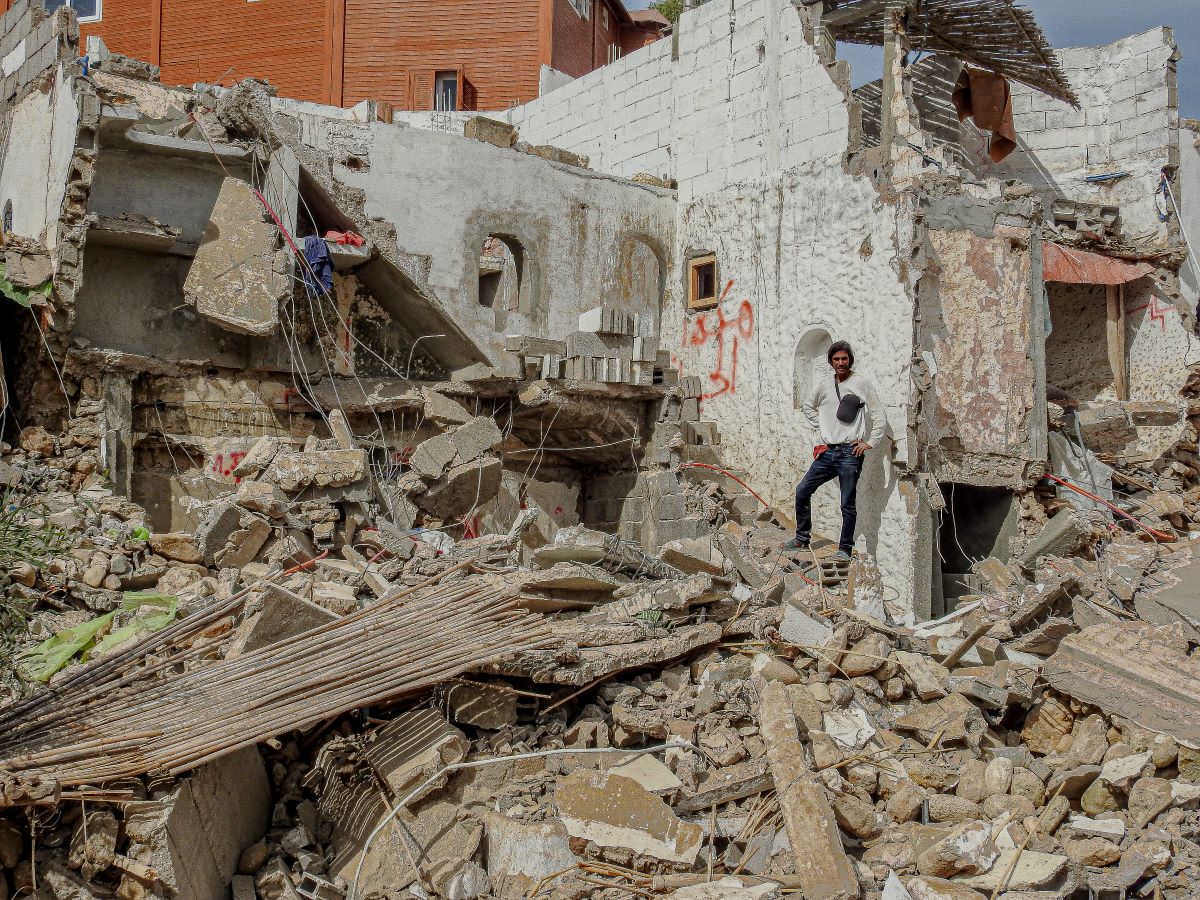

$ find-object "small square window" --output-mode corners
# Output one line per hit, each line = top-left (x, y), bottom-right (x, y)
(688, 254), (717, 310)
(45, 0), (101, 23)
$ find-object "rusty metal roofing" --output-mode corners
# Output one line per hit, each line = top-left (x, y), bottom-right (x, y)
(1043, 243), (1155, 285)
(827, 0), (1079, 106)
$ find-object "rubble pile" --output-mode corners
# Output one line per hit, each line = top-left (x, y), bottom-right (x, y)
(2, 418), (1200, 900)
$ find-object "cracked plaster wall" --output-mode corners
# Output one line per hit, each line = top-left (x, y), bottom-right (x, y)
(0, 61), (78, 252)
(290, 112), (677, 362)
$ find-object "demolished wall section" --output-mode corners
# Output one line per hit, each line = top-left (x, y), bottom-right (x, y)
(959, 28), (1179, 242)
(283, 106), (677, 360)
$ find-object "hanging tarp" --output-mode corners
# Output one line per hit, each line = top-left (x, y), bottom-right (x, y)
(1043, 243), (1154, 285)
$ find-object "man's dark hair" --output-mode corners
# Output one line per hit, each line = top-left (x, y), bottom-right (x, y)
(827, 341), (855, 365)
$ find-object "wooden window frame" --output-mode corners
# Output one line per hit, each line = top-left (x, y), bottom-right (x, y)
(687, 254), (718, 311)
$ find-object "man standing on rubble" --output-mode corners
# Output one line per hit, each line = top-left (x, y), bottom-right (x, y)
(786, 341), (885, 562)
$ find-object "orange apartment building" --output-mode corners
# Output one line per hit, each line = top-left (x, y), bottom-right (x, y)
(25, 0), (668, 110)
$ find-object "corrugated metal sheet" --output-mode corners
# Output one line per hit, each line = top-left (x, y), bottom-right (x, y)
(1043, 243), (1154, 286)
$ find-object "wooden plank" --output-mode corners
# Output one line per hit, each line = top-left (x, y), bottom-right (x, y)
(822, 0), (887, 28)
(1106, 284), (1128, 401)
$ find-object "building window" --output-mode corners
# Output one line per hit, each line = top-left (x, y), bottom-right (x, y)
(688, 254), (717, 310)
(568, 0), (589, 20)
(601, 5), (609, 29)
(434, 71), (458, 112)
(478, 235), (528, 326)
(45, 0), (101, 23)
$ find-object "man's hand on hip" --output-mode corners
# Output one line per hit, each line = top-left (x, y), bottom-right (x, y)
(851, 441), (871, 457)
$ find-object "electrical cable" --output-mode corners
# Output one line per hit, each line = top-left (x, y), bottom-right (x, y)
(1044, 473), (1174, 542)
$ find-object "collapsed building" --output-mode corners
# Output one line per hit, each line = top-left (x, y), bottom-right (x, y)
(1, 0), (1200, 899)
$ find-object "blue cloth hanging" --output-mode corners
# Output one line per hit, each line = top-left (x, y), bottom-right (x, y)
(301, 234), (333, 294)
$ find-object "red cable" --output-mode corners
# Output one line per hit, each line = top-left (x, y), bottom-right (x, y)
(679, 462), (771, 508)
(1044, 473), (1175, 542)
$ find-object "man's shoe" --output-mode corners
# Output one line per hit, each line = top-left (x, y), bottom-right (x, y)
(831, 550), (852, 563)
(784, 538), (810, 552)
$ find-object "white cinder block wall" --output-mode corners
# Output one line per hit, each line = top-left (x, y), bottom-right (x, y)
(965, 28), (1178, 240)
(507, 0), (921, 616)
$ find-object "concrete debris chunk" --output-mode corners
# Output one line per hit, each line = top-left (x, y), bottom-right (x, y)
(267, 449), (368, 491)
(758, 681), (861, 900)
(451, 415), (504, 462)
(184, 176), (287, 336)
(556, 769), (703, 864)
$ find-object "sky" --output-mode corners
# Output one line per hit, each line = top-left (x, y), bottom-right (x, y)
(625, 0), (1199, 117)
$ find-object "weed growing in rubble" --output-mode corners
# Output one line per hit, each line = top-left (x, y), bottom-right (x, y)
(0, 489), (69, 690)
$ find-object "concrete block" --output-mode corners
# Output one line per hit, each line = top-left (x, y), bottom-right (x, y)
(230, 583), (339, 656)
(417, 457), (503, 519)
(267, 449), (368, 492)
(566, 330), (636, 359)
(184, 177), (286, 337)
(451, 416), (504, 462)
(1017, 510), (1090, 570)
(410, 433), (456, 479)
(463, 116), (517, 148)
(124, 748), (269, 900)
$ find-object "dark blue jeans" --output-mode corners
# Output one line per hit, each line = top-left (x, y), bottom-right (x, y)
(795, 444), (863, 553)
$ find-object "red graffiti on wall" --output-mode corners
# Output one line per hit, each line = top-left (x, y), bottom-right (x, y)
(683, 280), (755, 402)
(210, 451), (246, 481)
(1128, 294), (1173, 332)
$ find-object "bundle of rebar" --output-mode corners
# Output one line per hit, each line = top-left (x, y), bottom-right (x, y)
(0, 566), (553, 792)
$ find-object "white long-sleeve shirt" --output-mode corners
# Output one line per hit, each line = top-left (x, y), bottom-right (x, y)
(802, 372), (886, 447)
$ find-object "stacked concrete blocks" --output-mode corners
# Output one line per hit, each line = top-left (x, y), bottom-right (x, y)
(0, 0), (73, 106)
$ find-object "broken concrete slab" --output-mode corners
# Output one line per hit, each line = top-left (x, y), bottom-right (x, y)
(955, 849), (1067, 892)
(674, 758), (774, 814)
(556, 769), (702, 865)
(895, 650), (949, 701)
(1017, 510), (1090, 570)
(267, 449), (368, 491)
(777, 602), (835, 648)
(1042, 621), (1200, 748)
(184, 176), (287, 336)
(758, 681), (860, 900)
(410, 432), (457, 479)
(659, 537), (727, 576)
(229, 583), (339, 656)
(451, 415), (504, 462)
(417, 457), (503, 519)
